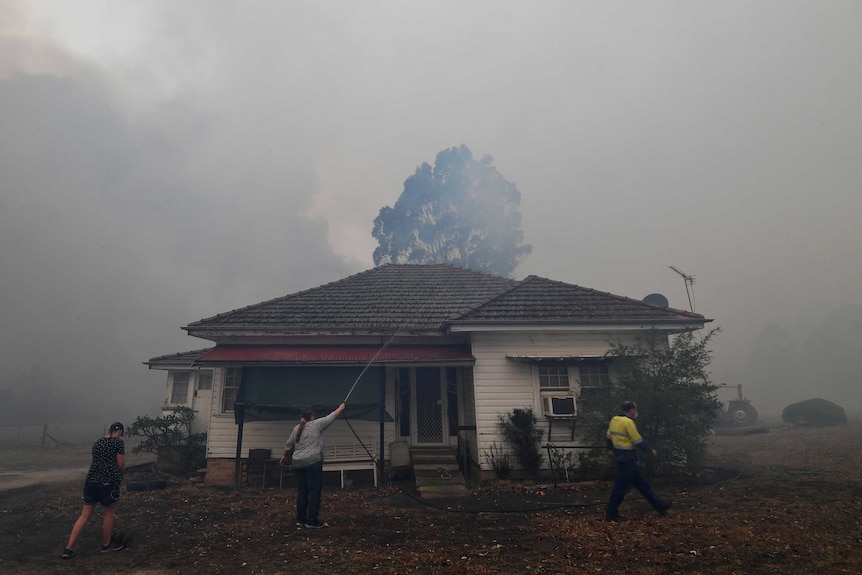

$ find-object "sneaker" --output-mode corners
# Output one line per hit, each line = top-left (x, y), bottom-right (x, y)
(605, 515), (626, 523)
(101, 541), (126, 553)
(657, 501), (673, 516)
(296, 521), (304, 527)
(61, 548), (75, 559)
(303, 522), (327, 529)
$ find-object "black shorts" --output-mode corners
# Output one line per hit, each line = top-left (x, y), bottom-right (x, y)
(83, 481), (121, 506)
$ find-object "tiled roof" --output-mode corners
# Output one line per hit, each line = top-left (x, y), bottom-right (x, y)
(184, 264), (707, 336)
(185, 264), (517, 334)
(145, 348), (213, 368)
(454, 275), (705, 324)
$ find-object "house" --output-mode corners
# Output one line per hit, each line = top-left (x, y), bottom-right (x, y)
(147, 263), (709, 486)
(145, 349), (214, 435)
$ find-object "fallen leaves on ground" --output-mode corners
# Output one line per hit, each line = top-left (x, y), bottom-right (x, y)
(2, 421), (861, 574)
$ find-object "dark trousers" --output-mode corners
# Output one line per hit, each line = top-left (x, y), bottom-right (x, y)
(606, 458), (665, 518)
(294, 461), (323, 525)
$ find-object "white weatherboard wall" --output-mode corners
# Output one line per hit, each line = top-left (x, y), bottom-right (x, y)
(206, 368), (395, 461)
(162, 369), (213, 435)
(469, 331), (642, 470)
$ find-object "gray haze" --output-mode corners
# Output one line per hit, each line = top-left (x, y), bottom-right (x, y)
(1, 1), (860, 425)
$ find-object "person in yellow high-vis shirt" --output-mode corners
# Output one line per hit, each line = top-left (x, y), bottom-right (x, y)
(605, 401), (672, 522)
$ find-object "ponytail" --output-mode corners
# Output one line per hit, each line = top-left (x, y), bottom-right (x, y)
(295, 407), (315, 443)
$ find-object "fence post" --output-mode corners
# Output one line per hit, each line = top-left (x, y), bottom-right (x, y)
(42, 424), (48, 447)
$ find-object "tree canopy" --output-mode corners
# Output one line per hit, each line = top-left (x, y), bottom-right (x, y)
(372, 145), (531, 277)
(582, 328), (722, 475)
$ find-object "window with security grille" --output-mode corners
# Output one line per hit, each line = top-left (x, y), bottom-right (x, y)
(170, 372), (190, 404)
(539, 366), (570, 391)
(222, 368), (241, 412)
(415, 367), (443, 443)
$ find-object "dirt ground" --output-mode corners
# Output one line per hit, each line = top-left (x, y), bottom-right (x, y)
(1, 421), (861, 575)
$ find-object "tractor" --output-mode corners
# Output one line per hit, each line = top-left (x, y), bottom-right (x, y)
(715, 383), (759, 426)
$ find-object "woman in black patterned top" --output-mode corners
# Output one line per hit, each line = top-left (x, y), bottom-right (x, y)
(61, 422), (127, 559)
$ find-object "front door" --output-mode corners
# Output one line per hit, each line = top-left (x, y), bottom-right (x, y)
(192, 369), (214, 435)
(413, 367), (446, 445)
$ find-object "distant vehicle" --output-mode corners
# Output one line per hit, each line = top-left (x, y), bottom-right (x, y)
(715, 383), (759, 426)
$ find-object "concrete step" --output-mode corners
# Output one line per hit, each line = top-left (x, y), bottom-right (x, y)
(411, 450), (458, 464)
(414, 465), (463, 481)
(418, 484), (469, 498)
(413, 462), (460, 472)
(407, 447), (467, 498)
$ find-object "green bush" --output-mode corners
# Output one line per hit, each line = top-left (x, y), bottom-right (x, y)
(580, 328), (722, 476)
(128, 407), (207, 475)
(575, 449), (615, 481)
(498, 408), (543, 471)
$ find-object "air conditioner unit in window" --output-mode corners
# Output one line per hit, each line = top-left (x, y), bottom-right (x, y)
(542, 396), (576, 418)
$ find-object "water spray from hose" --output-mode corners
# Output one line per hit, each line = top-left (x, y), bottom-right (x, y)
(343, 332), (399, 403)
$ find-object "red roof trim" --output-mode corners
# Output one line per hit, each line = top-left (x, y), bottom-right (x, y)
(195, 345), (474, 364)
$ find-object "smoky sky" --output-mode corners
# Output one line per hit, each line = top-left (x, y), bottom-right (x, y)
(2, 1), (860, 423)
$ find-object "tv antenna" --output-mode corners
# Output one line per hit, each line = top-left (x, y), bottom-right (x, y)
(669, 265), (695, 312)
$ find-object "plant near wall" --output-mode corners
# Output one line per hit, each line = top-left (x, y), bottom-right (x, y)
(548, 447), (576, 483)
(128, 406), (207, 475)
(575, 449), (615, 481)
(580, 328), (721, 476)
(483, 443), (513, 479)
(498, 408), (543, 472)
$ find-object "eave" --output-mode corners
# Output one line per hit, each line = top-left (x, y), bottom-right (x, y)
(447, 319), (711, 333)
(192, 345), (475, 367)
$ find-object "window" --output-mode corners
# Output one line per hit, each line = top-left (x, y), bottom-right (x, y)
(170, 372), (190, 404)
(578, 362), (610, 388)
(538, 366), (570, 391)
(578, 362), (611, 403)
(222, 368), (241, 412)
(197, 370), (213, 391)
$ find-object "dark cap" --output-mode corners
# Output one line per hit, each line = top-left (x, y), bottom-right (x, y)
(621, 401), (637, 412)
(109, 422), (124, 433)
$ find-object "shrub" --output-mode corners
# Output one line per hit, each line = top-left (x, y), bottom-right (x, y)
(498, 408), (543, 472)
(575, 449), (615, 481)
(128, 407), (207, 475)
(580, 328), (722, 476)
(547, 447), (575, 483)
(484, 443), (513, 479)
(782, 398), (847, 427)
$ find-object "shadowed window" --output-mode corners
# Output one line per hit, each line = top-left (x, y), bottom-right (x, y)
(170, 372), (190, 404)
(222, 368), (242, 412)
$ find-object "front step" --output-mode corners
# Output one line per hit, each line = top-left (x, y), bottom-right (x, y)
(410, 448), (469, 498)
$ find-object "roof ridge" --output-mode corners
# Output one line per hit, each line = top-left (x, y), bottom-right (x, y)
(381, 261), (515, 280)
(449, 276), (525, 320)
(183, 265), (709, 334)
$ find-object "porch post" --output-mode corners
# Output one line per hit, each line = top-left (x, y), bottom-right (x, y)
(234, 421), (244, 490)
(378, 373), (385, 487)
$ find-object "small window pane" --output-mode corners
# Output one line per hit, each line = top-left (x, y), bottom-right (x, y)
(197, 370), (213, 391)
(539, 366), (569, 390)
(579, 363), (610, 387)
(170, 372), (190, 404)
(222, 368), (241, 412)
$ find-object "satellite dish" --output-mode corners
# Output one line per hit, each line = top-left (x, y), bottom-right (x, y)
(643, 293), (669, 308)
